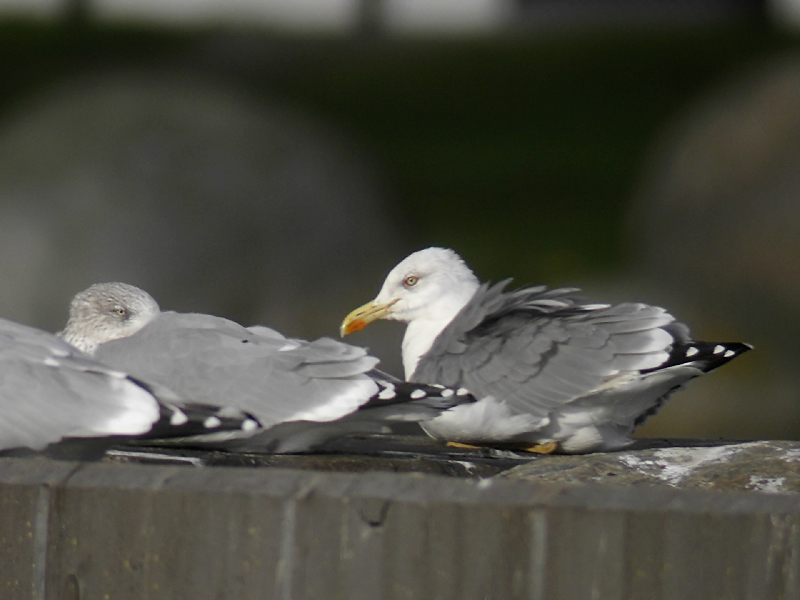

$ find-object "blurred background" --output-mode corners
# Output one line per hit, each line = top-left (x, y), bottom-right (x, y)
(0, 0), (798, 439)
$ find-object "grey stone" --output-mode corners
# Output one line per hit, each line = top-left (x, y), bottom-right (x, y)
(0, 460), (78, 600)
(1, 456), (800, 600)
(499, 440), (800, 493)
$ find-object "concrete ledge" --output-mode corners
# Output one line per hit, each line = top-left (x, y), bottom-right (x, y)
(1, 456), (799, 600)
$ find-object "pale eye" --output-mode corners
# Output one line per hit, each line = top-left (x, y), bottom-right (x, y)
(403, 275), (419, 288)
(113, 306), (128, 319)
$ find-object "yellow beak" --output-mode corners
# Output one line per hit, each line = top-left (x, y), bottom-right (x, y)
(340, 299), (398, 336)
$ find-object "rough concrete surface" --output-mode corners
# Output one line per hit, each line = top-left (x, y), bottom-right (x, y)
(3, 438), (800, 600)
(113, 436), (800, 494)
(499, 439), (800, 493)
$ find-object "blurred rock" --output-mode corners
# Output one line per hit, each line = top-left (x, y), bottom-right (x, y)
(626, 53), (800, 440)
(499, 440), (800, 493)
(0, 69), (407, 373)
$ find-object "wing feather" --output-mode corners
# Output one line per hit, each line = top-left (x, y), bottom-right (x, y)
(94, 312), (380, 427)
(0, 320), (160, 451)
(413, 282), (680, 416)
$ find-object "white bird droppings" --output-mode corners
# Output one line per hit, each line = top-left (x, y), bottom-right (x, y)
(747, 475), (786, 494)
(618, 445), (745, 486)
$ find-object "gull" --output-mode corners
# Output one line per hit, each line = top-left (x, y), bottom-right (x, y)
(59, 282), (474, 453)
(0, 316), (259, 458)
(341, 247), (751, 453)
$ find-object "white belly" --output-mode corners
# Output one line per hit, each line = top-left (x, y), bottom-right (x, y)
(420, 365), (699, 453)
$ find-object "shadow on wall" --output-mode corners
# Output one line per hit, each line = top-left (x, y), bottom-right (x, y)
(0, 69), (407, 374)
(627, 52), (800, 440)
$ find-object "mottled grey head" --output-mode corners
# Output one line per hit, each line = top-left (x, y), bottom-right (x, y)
(59, 282), (160, 355)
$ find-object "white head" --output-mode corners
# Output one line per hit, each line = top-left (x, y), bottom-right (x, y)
(371, 247), (479, 324)
(341, 247), (480, 377)
(59, 282), (160, 355)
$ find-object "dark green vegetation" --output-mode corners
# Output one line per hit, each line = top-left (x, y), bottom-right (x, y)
(0, 20), (795, 282)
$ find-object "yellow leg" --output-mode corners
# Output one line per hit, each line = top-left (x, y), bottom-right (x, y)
(446, 441), (483, 450)
(522, 441), (559, 454)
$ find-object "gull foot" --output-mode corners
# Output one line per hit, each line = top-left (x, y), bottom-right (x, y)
(446, 441), (483, 450)
(522, 441), (559, 454)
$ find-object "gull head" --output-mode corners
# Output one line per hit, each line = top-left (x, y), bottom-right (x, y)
(341, 248), (480, 334)
(59, 282), (160, 354)
(341, 248), (480, 377)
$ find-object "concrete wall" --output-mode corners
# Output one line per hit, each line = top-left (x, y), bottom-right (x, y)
(1, 457), (798, 599)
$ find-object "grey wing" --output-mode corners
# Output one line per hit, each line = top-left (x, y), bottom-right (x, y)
(94, 312), (380, 427)
(0, 319), (160, 451)
(413, 285), (677, 423)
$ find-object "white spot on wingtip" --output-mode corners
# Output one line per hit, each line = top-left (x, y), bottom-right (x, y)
(170, 409), (188, 426)
(242, 419), (259, 432)
(378, 384), (396, 400)
(724, 349), (735, 358)
(410, 389), (427, 399)
(685, 346), (699, 357)
(204, 416), (222, 429)
(713, 345), (725, 354)
(456, 388), (470, 396)
(441, 389), (454, 397)
(43, 357), (59, 367)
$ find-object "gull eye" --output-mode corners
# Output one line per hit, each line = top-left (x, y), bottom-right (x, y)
(113, 306), (128, 319)
(403, 275), (419, 288)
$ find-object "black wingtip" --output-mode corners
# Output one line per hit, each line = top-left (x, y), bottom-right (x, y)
(140, 402), (263, 440)
(359, 381), (476, 412)
(655, 340), (752, 374)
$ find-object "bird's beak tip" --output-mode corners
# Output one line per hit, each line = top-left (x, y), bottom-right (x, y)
(340, 319), (366, 337)
(340, 299), (396, 337)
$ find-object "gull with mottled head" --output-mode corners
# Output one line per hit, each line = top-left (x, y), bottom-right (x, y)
(60, 282), (475, 453)
(60, 282), (160, 354)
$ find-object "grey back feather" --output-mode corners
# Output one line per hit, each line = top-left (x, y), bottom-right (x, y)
(94, 311), (380, 427)
(412, 281), (678, 420)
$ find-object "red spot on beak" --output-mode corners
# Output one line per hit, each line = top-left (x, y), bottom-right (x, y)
(346, 319), (367, 334)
